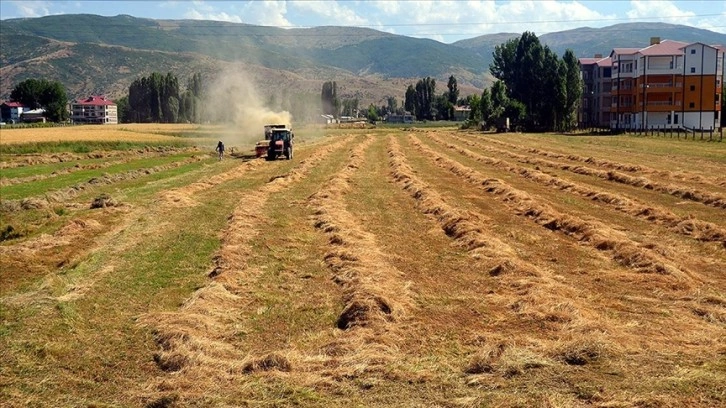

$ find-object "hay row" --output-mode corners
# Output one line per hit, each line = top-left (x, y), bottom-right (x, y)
(307, 135), (413, 371)
(1, 158), (134, 187)
(136, 136), (355, 403)
(387, 136), (629, 381)
(0, 156), (208, 212)
(0, 146), (200, 169)
(441, 134), (726, 246)
(470, 136), (726, 210)
(476, 135), (726, 209)
(476, 134), (726, 188)
(409, 134), (698, 285)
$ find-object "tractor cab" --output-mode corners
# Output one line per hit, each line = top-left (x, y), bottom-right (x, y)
(267, 128), (294, 160)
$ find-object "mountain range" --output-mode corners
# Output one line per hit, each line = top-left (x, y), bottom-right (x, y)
(1, 14), (725, 105)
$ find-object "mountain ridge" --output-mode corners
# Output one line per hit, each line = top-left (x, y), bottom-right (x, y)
(2, 16), (725, 105)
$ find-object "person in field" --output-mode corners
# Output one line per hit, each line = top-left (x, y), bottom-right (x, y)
(215, 140), (225, 160)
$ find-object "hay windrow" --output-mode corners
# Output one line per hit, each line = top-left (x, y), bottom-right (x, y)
(410, 134), (698, 285)
(447, 134), (726, 246)
(1, 155), (206, 212)
(386, 136), (629, 359)
(477, 134), (726, 189)
(470, 135), (726, 210)
(307, 135), (414, 372)
(137, 136), (354, 398)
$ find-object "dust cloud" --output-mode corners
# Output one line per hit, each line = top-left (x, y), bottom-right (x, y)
(203, 69), (293, 148)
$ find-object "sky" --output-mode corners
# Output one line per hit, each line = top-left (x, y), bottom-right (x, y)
(2, 0), (725, 43)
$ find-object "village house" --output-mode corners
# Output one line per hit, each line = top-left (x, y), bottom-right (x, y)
(71, 95), (118, 124)
(0, 101), (25, 124)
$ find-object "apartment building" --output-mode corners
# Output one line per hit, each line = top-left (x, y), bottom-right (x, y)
(607, 38), (724, 131)
(579, 55), (613, 128)
(71, 96), (118, 124)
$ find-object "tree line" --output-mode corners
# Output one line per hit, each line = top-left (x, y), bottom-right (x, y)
(117, 72), (203, 123)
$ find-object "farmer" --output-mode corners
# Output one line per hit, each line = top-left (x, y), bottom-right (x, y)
(215, 140), (225, 160)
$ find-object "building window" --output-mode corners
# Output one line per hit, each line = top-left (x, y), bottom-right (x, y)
(691, 49), (696, 54)
(667, 114), (671, 124)
(674, 114), (679, 124)
(690, 85), (696, 91)
(689, 102), (695, 108)
(690, 67), (696, 73)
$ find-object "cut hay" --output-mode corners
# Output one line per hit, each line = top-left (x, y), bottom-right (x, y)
(447, 133), (726, 246)
(412, 135), (697, 284)
(136, 135), (354, 398)
(242, 353), (292, 373)
(90, 193), (118, 209)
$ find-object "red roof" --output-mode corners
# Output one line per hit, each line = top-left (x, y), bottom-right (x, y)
(580, 56), (612, 67)
(597, 57), (613, 67)
(611, 48), (640, 56)
(1, 101), (25, 108)
(74, 96), (115, 106)
(640, 40), (689, 56)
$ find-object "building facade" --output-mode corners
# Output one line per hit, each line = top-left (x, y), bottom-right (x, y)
(579, 55), (613, 128)
(0, 101), (25, 123)
(606, 38), (724, 131)
(71, 96), (118, 124)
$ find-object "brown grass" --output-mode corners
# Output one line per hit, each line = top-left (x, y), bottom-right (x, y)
(410, 134), (697, 284)
(3, 127), (724, 407)
(448, 133), (726, 245)
(0, 125), (193, 144)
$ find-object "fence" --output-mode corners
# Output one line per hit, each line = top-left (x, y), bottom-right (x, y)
(625, 125), (723, 141)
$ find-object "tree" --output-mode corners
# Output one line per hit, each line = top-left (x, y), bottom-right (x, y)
(42, 81), (70, 122)
(447, 75), (459, 106)
(366, 104), (379, 122)
(490, 81), (508, 120)
(489, 31), (580, 131)
(386, 96), (398, 115)
(126, 72), (184, 123)
(467, 94), (481, 122)
(414, 77), (436, 120)
(404, 84), (416, 115)
(321, 81), (339, 117)
(562, 49), (583, 131)
(10, 78), (69, 122)
(341, 98), (359, 117)
(115, 96), (130, 123)
(479, 89), (493, 127)
(490, 37), (519, 89)
(433, 94), (450, 120)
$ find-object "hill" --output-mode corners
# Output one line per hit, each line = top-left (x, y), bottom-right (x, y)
(2, 16), (725, 107)
(0, 14), (489, 104)
(454, 22), (726, 61)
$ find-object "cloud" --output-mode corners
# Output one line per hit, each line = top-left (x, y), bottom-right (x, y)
(183, 6), (242, 23)
(290, 0), (368, 26)
(626, 0), (695, 22)
(365, 0), (616, 42)
(240, 1), (291, 27)
(8, 0), (52, 17)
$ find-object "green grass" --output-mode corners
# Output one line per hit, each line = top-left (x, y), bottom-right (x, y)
(0, 153), (201, 200)
(0, 140), (193, 156)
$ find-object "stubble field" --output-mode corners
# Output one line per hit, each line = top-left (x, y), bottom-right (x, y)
(1, 124), (725, 407)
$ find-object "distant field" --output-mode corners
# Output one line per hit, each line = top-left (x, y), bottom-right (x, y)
(1, 125), (724, 407)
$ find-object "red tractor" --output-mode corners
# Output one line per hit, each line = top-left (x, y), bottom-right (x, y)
(266, 128), (294, 160)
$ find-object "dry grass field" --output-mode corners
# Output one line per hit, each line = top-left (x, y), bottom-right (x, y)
(1, 124), (724, 407)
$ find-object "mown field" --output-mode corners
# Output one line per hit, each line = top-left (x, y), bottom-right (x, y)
(1, 124), (725, 407)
